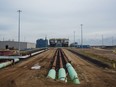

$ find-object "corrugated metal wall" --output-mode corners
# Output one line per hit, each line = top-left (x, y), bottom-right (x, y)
(36, 39), (48, 48)
(0, 41), (35, 50)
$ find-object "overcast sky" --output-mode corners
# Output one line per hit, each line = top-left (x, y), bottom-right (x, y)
(0, 0), (116, 45)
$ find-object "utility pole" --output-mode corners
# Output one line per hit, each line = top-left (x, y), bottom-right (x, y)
(112, 36), (114, 46)
(74, 31), (75, 47)
(3, 37), (4, 41)
(17, 10), (22, 55)
(45, 35), (48, 48)
(74, 31), (75, 43)
(102, 35), (104, 48)
(81, 24), (83, 49)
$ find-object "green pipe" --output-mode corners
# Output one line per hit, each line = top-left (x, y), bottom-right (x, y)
(66, 63), (80, 84)
(58, 68), (67, 82)
(0, 61), (13, 69)
(0, 58), (19, 69)
(47, 69), (56, 79)
(14, 58), (19, 62)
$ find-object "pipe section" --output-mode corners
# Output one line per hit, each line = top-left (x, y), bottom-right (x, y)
(0, 58), (19, 69)
(59, 50), (63, 68)
(58, 68), (67, 82)
(14, 58), (20, 62)
(61, 49), (80, 84)
(0, 61), (13, 69)
(58, 50), (67, 82)
(66, 63), (80, 84)
(61, 50), (69, 63)
(47, 69), (56, 79)
(47, 50), (58, 79)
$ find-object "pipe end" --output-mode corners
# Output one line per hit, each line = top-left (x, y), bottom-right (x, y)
(73, 78), (80, 84)
(47, 69), (56, 79)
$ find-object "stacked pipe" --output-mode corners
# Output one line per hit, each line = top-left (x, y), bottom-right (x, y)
(47, 48), (80, 84)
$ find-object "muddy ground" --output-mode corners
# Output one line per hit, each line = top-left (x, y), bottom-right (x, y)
(0, 48), (116, 87)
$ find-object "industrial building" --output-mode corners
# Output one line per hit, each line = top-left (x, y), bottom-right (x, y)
(0, 41), (36, 50)
(70, 42), (78, 47)
(36, 38), (48, 48)
(49, 38), (69, 47)
(70, 42), (90, 48)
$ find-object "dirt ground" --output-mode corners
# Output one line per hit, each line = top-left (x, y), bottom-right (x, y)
(77, 48), (116, 61)
(0, 48), (116, 87)
(63, 48), (116, 87)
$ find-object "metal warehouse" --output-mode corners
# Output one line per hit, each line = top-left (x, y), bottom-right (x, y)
(0, 41), (36, 50)
(36, 38), (48, 48)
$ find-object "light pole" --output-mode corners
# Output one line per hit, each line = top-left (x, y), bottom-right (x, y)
(17, 10), (22, 54)
(74, 31), (75, 47)
(112, 36), (114, 46)
(45, 35), (48, 48)
(81, 24), (83, 49)
(102, 35), (104, 48)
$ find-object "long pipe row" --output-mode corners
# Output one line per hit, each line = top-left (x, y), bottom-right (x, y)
(0, 49), (47, 69)
(58, 49), (67, 82)
(61, 50), (69, 63)
(52, 50), (58, 69)
(47, 48), (80, 84)
(59, 50), (63, 68)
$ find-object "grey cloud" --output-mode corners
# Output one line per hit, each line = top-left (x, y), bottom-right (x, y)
(0, 0), (116, 45)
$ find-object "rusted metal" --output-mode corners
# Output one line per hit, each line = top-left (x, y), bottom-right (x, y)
(61, 49), (69, 63)
(47, 48), (80, 84)
(59, 50), (63, 68)
(47, 49), (58, 79)
(52, 49), (58, 69)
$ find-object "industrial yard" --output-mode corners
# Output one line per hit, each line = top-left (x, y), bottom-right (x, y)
(1, 1), (116, 87)
(0, 48), (116, 87)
